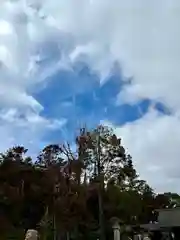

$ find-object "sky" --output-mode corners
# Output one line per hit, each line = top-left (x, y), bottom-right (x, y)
(0, 0), (180, 193)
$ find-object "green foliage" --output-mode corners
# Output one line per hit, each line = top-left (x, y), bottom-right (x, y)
(0, 125), (178, 239)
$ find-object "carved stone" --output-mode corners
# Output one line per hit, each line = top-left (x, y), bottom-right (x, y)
(112, 219), (121, 240)
(25, 229), (38, 240)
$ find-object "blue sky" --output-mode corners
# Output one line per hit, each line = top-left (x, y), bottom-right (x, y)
(1, 0), (180, 192)
(34, 63), (147, 143)
(34, 60), (169, 145)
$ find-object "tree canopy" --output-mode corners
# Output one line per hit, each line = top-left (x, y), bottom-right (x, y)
(0, 125), (179, 239)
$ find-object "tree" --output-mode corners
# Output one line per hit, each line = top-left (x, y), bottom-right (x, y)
(1, 125), (179, 239)
(75, 125), (142, 239)
(0, 146), (45, 237)
(36, 143), (86, 239)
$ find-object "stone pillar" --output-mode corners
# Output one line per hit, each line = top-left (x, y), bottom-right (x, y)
(112, 221), (120, 240)
(134, 234), (142, 240)
(25, 229), (38, 240)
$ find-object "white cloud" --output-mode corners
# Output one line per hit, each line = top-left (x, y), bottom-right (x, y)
(1, 0), (180, 192)
(103, 109), (180, 193)
(37, 0), (180, 112)
(0, 20), (13, 35)
(0, 108), (66, 153)
(1, 0), (180, 108)
(0, 0), (68, 152)
(2, 0), (179, 106)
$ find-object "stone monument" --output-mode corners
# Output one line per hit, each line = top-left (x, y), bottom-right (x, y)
(25, 229), (38, 240)
(111, 217), (121, 240)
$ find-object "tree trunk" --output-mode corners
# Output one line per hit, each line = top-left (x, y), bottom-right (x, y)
(97, 133), (105, 240)
(98, 185), (105, 240)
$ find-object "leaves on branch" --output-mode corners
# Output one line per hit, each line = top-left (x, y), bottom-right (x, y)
(0, 125), (177, 238)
